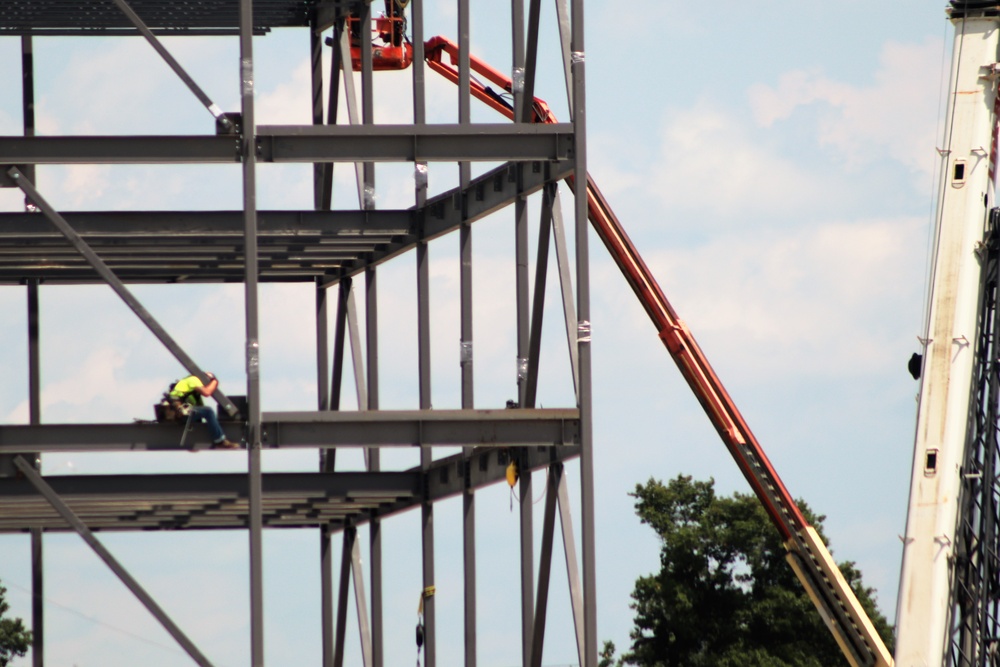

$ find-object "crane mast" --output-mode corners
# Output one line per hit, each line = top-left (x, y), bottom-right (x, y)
(896, 4), (1000, 666)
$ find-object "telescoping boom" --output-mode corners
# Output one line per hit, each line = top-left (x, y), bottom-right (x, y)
(420, 36), (894, 667)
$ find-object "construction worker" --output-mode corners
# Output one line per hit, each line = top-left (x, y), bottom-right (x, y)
(169, 373), (240, 449)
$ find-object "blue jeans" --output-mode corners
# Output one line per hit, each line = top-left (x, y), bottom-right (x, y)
(191, 405), (225, 443)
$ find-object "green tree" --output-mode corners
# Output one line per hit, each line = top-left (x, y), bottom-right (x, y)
(0, 582), (30, 667)
(616, 475), (893, 667)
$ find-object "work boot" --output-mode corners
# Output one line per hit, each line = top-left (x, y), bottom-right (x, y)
(212, 439), (241, 450)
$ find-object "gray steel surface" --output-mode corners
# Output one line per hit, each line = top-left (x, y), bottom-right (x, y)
(0, 0), (315, 34)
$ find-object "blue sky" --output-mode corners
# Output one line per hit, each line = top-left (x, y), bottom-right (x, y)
(0, 1), (951, 665)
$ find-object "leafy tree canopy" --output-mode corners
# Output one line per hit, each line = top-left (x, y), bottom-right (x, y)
(609, 475), (893, 667)
(0, 582), (31, 667)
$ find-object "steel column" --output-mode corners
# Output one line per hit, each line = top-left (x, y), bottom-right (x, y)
(12, 457), (214, 667)
(238, 0), (265, 662)
(317, 280), (334, 667)
(520, 0), (543, 125)
(530, 464), (561, 667)
(526, 183), (554, 408)
(453, 0), (477, 663)
(511, 3), (535, 662)
(557, 469), (586, 665)
(311, 22), (325, 210)
(27, 277), (42, 667)
(360, 0), (375, 211)
(365, 266), (383, 667)
(6, 168), (239, 418)
(416, 13), (437, 655)
(330, 277), (351, 416)
(333, 526), (353, 667)
(569, 0), (596, 661)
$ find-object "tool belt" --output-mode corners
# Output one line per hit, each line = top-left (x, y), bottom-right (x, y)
(154, 392), (193, 423)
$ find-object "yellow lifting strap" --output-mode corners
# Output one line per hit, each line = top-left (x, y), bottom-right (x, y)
(417, 585), (436, 615)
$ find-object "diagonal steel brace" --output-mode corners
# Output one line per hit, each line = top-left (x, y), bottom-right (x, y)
(109, 0), (234, 132)
(6, 167), (239, 418)
(12, 456), (215, 667)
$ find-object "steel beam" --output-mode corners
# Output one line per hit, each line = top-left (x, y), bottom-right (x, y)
(0, 450), (578, 534)
(255, 124), (574, 163)
(0, 126), (573, 164)
(12, 457), (214, 667)
(0, 411), (580, 452)
(6, 168), (239, 418)
(0, 209), (412, 235)
(0, 471), (421, 503)
(0, 136), (239, 163)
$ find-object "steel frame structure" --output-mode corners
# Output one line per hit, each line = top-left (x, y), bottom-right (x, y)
(0, 1), (595, 666)
(948, 207), (1000, 667)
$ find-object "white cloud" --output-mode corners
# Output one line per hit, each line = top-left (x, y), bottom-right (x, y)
(641, 101), (826, 218)
(610, 215), (929, 380)
(748, 38), (943, 178)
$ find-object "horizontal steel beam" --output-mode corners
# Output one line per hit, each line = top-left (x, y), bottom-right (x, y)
(256, 124), (574, 162)
(0, 445), (581, 533)
(262, 409), (579, 448)
(0, 209), (414, 236)
(0, 125), (574, 164)
(0, 471), (421, 499)
(0, 409), (580, 452)
(0, 136), (241, 164)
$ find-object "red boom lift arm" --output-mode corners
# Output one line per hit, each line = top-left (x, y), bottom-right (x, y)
(358, 31), (893, 667)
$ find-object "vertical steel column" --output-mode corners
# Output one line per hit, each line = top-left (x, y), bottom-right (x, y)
(23, 33), (42, 667)
(317, 283), (330, 413)
(511, 3), (534, 664)
(357, 6), (382, 661)
(411, 1), (437, 663)
(313, 20), (334, 655)
(456, 0), (476, 663)
(569, 0), (596, 662)
(321, 16), (345, 211)
(28, 278), (42, 667)
(333, 526), (353, 667)
(530, 464), (561, 667)
(330, 277), (351, 414)
(311, 22), (325, 211)
(317, 280), (334, 667)
(525, 183), (554, 408)
(360, 0), (375, 210)
(238, 0), (264, 662)
(365, 266), (383, 667)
